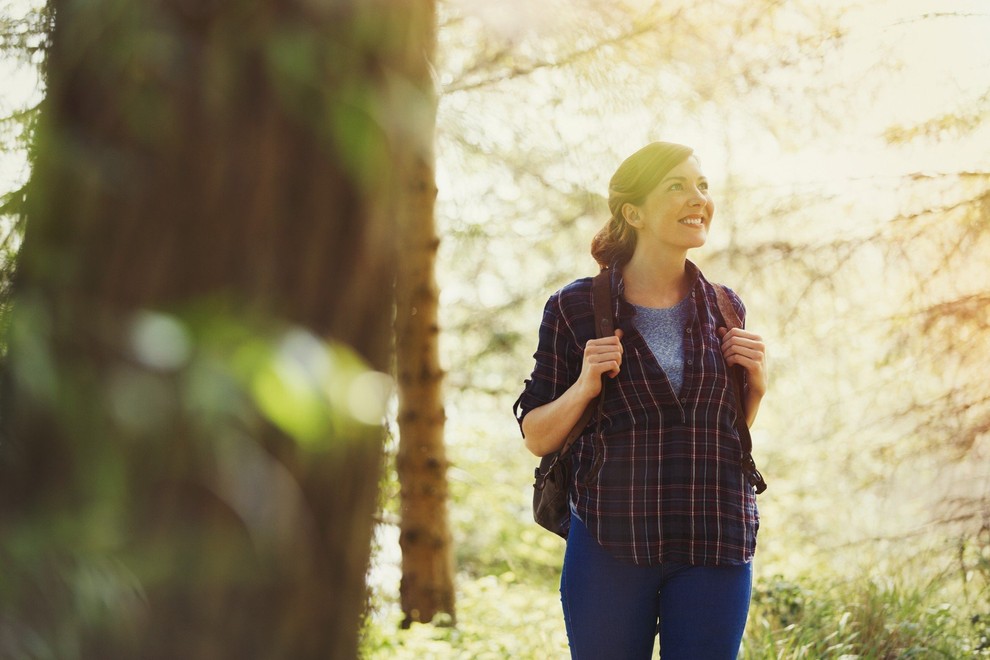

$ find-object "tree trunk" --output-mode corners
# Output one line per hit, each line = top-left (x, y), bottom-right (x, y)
(0, 0), (434, 658)
(393, 0), (455, 627)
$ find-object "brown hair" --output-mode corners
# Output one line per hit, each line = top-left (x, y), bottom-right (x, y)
(590, 141), (694, 268)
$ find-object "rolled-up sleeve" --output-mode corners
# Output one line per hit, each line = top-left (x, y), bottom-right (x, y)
(513, 291), (580, 434)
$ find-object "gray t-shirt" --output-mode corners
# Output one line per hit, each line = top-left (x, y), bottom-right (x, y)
(631, 295), (693, 395)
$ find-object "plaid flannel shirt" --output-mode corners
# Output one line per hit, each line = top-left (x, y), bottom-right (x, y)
(515, 262), (759, 566)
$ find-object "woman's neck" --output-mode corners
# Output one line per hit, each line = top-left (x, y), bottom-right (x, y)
(622, 247), (691, 308)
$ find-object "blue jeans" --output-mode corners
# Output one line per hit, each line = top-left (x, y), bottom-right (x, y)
(560, 514), (752, 659)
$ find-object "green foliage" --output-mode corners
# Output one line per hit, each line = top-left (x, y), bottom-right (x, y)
(362, 576), (567, 659)
(362, 419), (568, 658)
(745, 573), (976, 659)
(363, 424), (990, 659)
(0, 2), (50, 65)
(0, 2), (47, 355)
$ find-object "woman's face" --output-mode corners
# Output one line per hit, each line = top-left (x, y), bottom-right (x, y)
(625, 156), (715, 254)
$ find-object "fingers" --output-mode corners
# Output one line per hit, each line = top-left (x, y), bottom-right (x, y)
(719, 328), (764, 356)
(720, 328), (764, 362)
(718, 326), (760, 343)
(722, 343), (764, 363)
(585, 334), (623, 357)
(584, 330), (624, 380)
(723, 353), (763, 373)
(586, 348), (622, 378)
(720, 327), (768, 395)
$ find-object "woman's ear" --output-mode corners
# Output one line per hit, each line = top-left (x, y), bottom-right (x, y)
(622, 203), (642, 228)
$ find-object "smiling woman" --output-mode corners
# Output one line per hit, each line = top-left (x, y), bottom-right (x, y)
(619, 157), (715, 297)
(515, 141), (768, 659)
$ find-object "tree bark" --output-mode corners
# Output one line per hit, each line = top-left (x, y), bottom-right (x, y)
(393, 0), (455, 628)
(0, 0), (433, 657)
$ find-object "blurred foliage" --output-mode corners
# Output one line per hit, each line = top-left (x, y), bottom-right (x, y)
(0, 1), (47, 354)
(0, 2), (50, 64)
(1, 302), (390, 657)
(362, 424), (570, 659)
(0, 0), (422, 655)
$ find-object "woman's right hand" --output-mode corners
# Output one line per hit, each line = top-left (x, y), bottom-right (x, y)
(522, 328), (624, 456)
(576, 329), (624, 398)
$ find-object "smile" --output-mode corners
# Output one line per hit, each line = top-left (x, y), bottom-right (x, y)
(679, 216), (705, 226)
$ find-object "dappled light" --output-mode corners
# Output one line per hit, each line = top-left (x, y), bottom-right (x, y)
(1, 0), (989, 657)
(1, 0), (429, 657)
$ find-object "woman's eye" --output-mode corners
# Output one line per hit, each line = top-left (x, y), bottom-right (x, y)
(699, 181), (709, 191)
(667, 183), (683, 191)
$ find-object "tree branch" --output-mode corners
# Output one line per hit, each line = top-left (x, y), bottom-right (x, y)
(442, 18), (671, 95)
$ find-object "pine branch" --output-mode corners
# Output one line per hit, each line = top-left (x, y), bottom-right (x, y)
(442, 18), (670, 95)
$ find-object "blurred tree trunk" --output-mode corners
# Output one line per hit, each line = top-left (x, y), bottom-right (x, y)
(0, 0), (434, 658)
(393, 2), (455, 627)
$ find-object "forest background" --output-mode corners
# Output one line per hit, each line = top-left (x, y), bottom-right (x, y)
(1, 0), (989, 658)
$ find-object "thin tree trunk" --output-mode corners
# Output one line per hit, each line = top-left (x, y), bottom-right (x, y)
(0, 0), (433, 657)
(393, 0), (455, 627)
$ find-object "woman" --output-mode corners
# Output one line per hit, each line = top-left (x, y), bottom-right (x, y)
(514, 142), (767, 659)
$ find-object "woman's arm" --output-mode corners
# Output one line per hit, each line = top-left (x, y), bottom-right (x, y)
(718, 327), (767, 427)
(522, 330), (624, 457)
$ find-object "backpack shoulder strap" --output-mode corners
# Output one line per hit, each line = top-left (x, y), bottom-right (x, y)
(591, 268), (614, 339)
(712, 283), (768, 493)
(558, 268), (614, 457)
(712, 283), (747, 422)
(713, 283), (742, 330)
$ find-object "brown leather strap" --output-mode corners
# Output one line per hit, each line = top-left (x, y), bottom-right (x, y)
(558, 268), (613, 457)
(592, 267), (614, 340)
(713, 284), (750, 453)
(714, 284), (767, 493)
(714, 284), (742, 330)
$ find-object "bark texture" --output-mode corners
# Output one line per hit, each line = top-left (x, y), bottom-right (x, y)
(0, 0), (434, 657)
(393, 0), (455, 628)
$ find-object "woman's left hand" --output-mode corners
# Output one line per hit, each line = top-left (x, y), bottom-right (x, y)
(717, 327), (767, 398)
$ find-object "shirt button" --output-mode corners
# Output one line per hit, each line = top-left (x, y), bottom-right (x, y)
(687, 359), (693, 365)
(680, 398), (688, 405)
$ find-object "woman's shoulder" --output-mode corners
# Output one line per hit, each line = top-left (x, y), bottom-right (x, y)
(543, 276), (597, 326)
(557, 276), (594, 298)
(713, 281), (744, 307)
(696, 271), (746, 322)
(556, 275), (599, 309)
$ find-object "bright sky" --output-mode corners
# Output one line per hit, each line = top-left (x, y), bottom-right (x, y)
(647, 0), (989, 187)
(1, 0), (989, 201)
(788, 0), (990, 178)
(0, 1), (44, 195)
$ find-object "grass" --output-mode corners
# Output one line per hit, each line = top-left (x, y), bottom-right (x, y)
(743, 572), (984, 659)
(363, 423), (990, 658)
(362, 564), (989, 659)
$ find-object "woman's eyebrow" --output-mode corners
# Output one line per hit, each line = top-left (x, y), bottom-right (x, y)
(659, 175), (707, 184)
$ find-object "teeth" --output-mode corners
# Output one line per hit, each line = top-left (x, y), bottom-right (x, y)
(680, 217), (703, 225)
